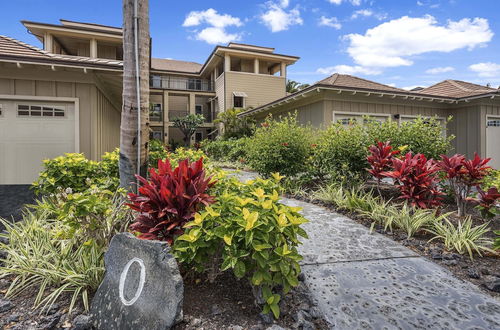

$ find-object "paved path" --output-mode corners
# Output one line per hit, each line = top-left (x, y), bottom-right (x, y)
(226, 169), (500, 329)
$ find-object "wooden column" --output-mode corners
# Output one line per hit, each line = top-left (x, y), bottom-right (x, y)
(224, 54), (231, 72)
(44, 32), (53, 52)
(280, 62), (286, 77)
(254, 58), (259, 74)
(90, 39), (98, 58)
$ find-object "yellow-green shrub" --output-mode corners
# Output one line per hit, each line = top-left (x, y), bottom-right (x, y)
(174, 173), (308, 319)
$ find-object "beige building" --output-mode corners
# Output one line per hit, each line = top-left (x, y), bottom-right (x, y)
(240, 74), (500, 168)
(0, 19), (298, 184)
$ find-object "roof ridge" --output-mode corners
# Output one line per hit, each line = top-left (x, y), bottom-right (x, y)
(338, 73), (405, 91)
(445, 79), (472, 92)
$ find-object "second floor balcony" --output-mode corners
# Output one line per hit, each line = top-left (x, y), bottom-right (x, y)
(150, 75), (213, 92)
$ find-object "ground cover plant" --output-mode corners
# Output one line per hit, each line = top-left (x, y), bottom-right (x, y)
(174, 172), (308, 319)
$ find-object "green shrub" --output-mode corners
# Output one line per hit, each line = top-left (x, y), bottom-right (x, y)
(32, 153), (102, 195)
(246, 115), (314, 177)
(494, 231), (500, 251)
(202, 138), (248, 163)
(428, 217), (493, 259)
(174, 173), (308, 319)
(0, 194), (130, 312)
(148, 139), (169, 168)
(214, 108), (255, 139)
(366, 116), (454, 159)
(32, 150), (121, 195)
(33, 188), (130, 246)
(310, 123), (370, 182)
(483, 169), (500, 189)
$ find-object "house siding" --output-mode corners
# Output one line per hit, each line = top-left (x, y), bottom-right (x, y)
(224, 71), (286, 110)
(0, 66), (120, 160)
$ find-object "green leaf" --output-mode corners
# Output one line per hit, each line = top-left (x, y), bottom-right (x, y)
(234, 260), (246, 278)
(270, 303), (280, 319)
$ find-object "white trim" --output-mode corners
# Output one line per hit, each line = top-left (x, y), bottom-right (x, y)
(0, 94), (80, 152)
(233, 91), (248, 97)
(233, 94), (246, 108)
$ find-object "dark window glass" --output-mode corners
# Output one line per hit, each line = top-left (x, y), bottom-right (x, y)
(234, 96), (244, 108)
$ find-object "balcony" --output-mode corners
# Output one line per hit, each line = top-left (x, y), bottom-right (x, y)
(151, 75), (213, 92)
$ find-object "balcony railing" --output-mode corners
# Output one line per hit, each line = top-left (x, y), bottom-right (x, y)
(151, 75), (213, 92)
(167, 110), (213, 123)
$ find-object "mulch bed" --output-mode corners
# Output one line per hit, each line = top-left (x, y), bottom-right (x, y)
(0, 270), (329, 330)
(287, 182), (500, 299)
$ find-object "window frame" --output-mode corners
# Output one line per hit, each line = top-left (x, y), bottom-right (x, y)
(233, 95), (245, 108)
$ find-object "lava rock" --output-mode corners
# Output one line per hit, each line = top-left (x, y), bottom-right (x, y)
(72, 314), (92, 330)
(265, 325), (289, 330)
(442, 259), (458, 266)
(190, 318), (202, 327)
(228, 326), (244, 330)
(47, 303), (60, 315)
(467, 268), (481, 279)
(0, 299), (13, 313)
(6, 313), (21, 323)
(40, 313), (61, 330)
(484, 277), (500, 293)
(260, 312), (274, 324)
(211, 304), (222, 316)
(429, 249), (442, 260)
(297, 272), (305, 282)
(90, 233), (183, 330)
(480, 267), (490, 275)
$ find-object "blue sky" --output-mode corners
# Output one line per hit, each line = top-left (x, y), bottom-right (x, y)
(1, 0), (499, 89)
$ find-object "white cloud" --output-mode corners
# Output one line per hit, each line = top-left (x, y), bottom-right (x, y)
(469, 62), (500, 78)
(260, 1), (303, 32)
(425, 66), (455, 74)
(182, 8), (243, 44)
(316, 64), (382, 75)
(402, 85), (427, 90)
(351, 9), (387, 20)
(183, 8), (242, 28)
(344, 15), (493, 68)
(196, 27), (242, 44)
(318, 16), (342, 29)
(328, 0), (362, 5)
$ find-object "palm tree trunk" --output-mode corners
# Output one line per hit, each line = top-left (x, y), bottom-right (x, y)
(120, 0), (150, 191)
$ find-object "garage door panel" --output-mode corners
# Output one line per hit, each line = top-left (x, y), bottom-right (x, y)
(486, 117), (500, 169)
(0, 100), (75, 184)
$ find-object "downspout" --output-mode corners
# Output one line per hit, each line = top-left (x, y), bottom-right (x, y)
(134, 0), (141, 184)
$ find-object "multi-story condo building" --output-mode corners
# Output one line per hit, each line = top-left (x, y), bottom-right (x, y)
(0, 19), (297, 184)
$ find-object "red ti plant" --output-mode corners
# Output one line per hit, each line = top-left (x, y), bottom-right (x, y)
(438, 153), (491, 216)
(382, 152), (443, 208)
(469, 187), (500, 219)
(366, 141), (400, 192)
(127, 157), (216, 244)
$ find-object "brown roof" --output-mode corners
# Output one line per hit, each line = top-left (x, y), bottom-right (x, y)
(0, 35), (50, 59)
(0, 35), (122, 69)
(317, 73), (406, 93)
(416, 80), (498, 98)
(151, 58), (202, 73)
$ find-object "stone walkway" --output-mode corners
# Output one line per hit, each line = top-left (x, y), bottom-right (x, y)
(227, 169), (500, 329)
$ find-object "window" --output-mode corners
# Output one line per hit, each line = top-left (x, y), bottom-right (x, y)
(149, 103), (163, 122)
(18, 104), (65, 117)
(487, 120), (500, 127)
(188, 78), (202, 90)
(234, 96), (244, 108)
(0, 104), (2, 116)
(150, 127), (164, 141)
(195, 132), (203, 143)
(195, 104), (203, 115)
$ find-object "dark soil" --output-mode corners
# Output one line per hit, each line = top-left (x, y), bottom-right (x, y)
(287, 181), (500, 299)
(175, 271), (328, 330)
(0, 271), (328, 330)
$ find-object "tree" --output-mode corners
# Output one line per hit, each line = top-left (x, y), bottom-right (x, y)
(214, 108), (255, 139)
(173, 114), (205, 146)
(120, 0), (150, 191)
(286, 80), (301, 93)
(286, 80), (310, 94)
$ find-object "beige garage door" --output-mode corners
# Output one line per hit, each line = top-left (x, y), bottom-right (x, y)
(0, 100), (76, 184)
(486, 117), (500, 169)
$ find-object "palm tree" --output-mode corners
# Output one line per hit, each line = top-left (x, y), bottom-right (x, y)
(120, 0), (150, 191)
(286, 80), (301, 93)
